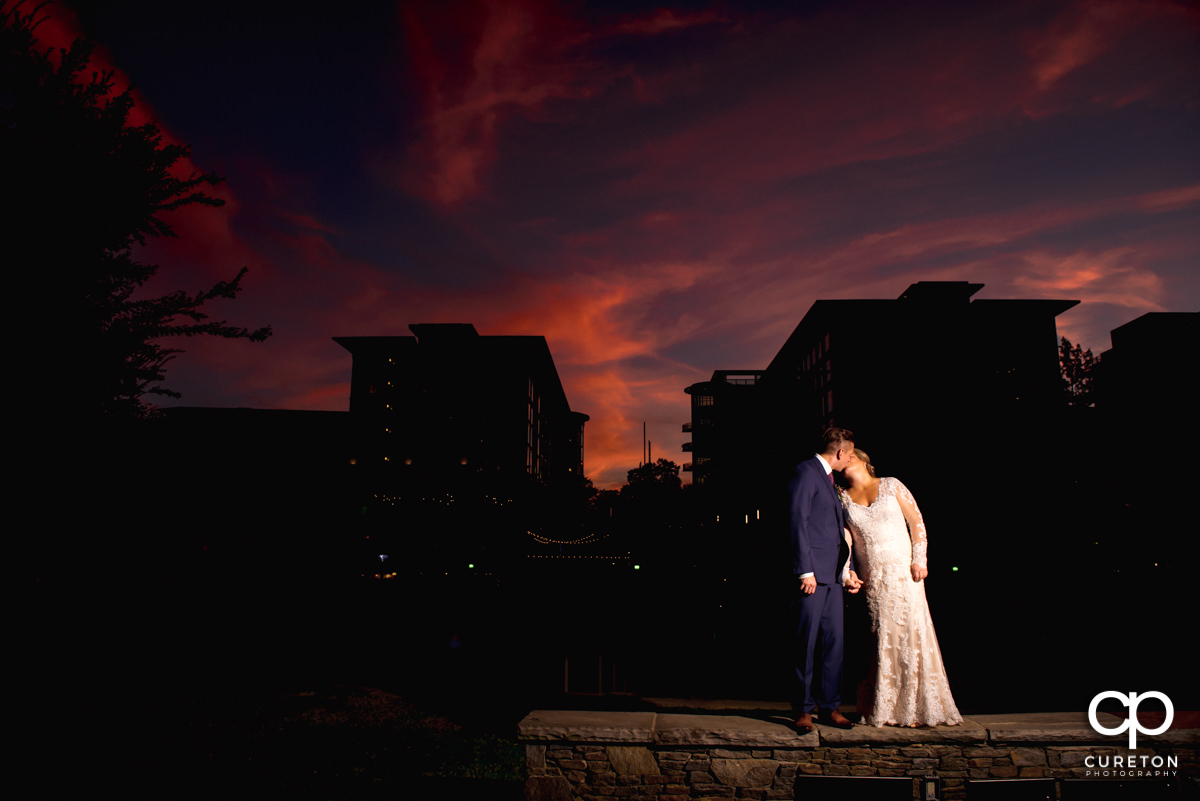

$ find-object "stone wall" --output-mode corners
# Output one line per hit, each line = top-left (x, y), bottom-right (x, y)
(518, 710), (1197, 801)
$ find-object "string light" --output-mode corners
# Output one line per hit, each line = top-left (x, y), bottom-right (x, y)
(372, 493), (514, 506)
(525, 555), (631, 561)
(526, 531), (606, 545)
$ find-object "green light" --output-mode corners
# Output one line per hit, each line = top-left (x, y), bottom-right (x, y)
(951, 566), (959, 572)
(634, 565), (640, 570)
(468, 563), (475, 569)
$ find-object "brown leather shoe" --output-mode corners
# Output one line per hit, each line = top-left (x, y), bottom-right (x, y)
(820, 709), (855, 729)
(792, 713), (814, 734)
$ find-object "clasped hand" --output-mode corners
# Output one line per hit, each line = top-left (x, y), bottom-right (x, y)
(843, 570), (863, 594)
(910, 564), (928, 582)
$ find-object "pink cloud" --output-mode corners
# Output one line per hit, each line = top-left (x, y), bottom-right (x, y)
(1028, 1), (1128, 92)
(608, 7), (724, 37)
(1136, 183), (1200, 212)
(1021, 0), (1200, 117)
(401, 0), (597, 205)
(399, 1), (734, 207)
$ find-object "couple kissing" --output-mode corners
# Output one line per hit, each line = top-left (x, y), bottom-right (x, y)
(789, 427), (962, 732)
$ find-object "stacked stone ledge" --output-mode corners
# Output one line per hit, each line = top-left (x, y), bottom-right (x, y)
(526, 743), (801, 801)
(519, 710), (1197, 801)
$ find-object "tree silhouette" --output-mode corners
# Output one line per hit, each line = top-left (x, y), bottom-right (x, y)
(2, 2), (270, 419)
(624, 458), (684, 493)
(1059, 336), (1095, 407)
(620, 458), (684, 527)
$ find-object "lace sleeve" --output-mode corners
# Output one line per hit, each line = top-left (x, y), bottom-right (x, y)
(893, 478), (928, 568)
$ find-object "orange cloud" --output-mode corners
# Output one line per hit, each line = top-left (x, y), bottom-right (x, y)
(303, 260), (712, 487)
(1013, 247), (1165, 310)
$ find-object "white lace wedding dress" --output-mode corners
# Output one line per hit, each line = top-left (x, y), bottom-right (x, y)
(844, 477), (962, 727)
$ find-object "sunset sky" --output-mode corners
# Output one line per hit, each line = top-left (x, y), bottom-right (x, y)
(33, 0), (1200, 487)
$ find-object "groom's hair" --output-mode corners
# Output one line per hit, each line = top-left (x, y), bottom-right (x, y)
(819, 426), (855, 453)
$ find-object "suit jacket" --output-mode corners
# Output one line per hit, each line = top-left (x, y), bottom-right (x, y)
(789, 456), (851, 586)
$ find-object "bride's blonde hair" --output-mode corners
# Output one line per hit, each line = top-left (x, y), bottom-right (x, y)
(854, 448), (877, 478)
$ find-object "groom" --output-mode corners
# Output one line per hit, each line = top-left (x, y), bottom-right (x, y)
(789, 426), (860, 733)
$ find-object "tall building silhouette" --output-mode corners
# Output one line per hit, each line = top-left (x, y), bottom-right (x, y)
(335, 324), (590, 571)
(1094, 311), (1197, 424)
(149, 324), (589, 576)
(682, 281), (1080, 577)
(686, 282), (1076, 500)
(1088, 311), (1199, 561)
(335, 324), (588, 483)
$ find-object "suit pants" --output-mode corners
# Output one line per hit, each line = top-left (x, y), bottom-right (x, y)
(792, 581), (843, 714)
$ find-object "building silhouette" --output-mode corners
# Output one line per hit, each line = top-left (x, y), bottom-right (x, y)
(335, 323), (588, 485)
(683, 370), (767, 490)
(685, 281), (1076, 507)
(682, 281), (1082, 578)
(1086, 311), (1200, 572)
(335, 324), (591, 572)
(1094, 311), (1197, 425)
(146, 323), (589, 578)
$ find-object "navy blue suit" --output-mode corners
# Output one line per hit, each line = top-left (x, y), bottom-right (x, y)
(789, 456), (852, 714)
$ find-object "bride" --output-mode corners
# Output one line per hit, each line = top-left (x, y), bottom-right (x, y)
(842, 449), (962, 728)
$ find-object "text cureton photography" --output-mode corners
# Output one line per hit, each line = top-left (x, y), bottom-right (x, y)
(1083, 753), (1180, 779)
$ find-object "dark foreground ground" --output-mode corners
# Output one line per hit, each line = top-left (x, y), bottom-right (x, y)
(26, 672), (528, 799)
(20, 547), (1196, 798)
(150, 682), (526, 800)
